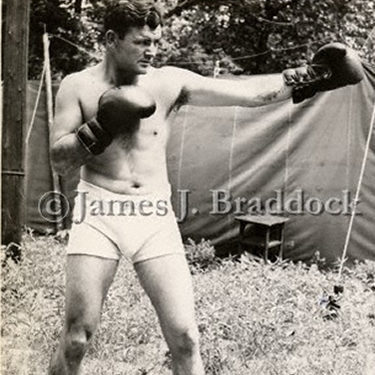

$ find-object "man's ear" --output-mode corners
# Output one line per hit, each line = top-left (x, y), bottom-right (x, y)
(105, 30), (117, 48)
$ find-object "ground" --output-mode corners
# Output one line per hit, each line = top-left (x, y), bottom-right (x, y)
(1, 233), (375, 375)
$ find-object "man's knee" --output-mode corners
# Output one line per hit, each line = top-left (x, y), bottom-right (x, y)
(64, 318), (99, 358)
(172, 325), (201, 358)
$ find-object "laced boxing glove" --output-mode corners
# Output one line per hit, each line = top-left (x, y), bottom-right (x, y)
(283, 42), (364, 104)
(76, 86), (156, 155)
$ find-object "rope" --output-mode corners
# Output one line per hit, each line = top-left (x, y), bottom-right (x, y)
(231, 38), (333, 62)
(25, 62), (46, 146)
(336, 29), (375, 279)
(361, 25), (375, 52)
(163, 38), (333, 66)
(337, 99), (375, 279)
(247, 13), (294, 27)
(50, 31), (333, 67)
(50, 33), (102, 60)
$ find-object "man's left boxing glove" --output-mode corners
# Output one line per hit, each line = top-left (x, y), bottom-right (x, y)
(283, 42), (364, 103)
(76, 86), (156, 155)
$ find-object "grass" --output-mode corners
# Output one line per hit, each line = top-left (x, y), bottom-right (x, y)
(1, 232), (375, 375)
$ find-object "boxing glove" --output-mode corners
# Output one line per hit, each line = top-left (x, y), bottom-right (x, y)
(76, 86), (156, 155)
(283, 42), (364, 103)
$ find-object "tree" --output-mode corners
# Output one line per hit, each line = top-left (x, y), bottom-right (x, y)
(28, 0), (101, 79)
(27, 0), (375, 79)
(160, 0), (375, 76)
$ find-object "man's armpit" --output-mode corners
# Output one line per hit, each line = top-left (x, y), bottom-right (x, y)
(169, 87), (191, 113)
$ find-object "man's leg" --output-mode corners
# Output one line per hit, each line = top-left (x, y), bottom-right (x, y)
(49, 255), (118, 375)
(134, 254), (205, 375)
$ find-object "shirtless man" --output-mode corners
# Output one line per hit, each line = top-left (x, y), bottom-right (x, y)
(48, 1), (364, 374)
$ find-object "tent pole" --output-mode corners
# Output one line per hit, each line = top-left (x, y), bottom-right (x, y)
(43, 32), (65, 233)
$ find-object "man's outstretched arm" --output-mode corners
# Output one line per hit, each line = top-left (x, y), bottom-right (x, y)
(166, 42), (364, 108)
(163, 66), (292, 108)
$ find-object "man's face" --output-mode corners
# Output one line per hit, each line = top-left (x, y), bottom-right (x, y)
(109, 25), (162, 75)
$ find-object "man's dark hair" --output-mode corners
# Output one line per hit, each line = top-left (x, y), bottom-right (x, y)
(104, 0), (163, 38)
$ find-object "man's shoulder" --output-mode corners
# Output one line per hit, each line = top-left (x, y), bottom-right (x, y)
(60, 65), (100, 88)
(57, 67), (102, 104)
(154, 65), (189, 79)
(150, 66), (197, 91)
(57, 72), (83, 95)
(148, 66), (195, 109)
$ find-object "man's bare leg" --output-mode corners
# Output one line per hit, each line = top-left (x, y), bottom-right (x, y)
(49, 255), (118, 375)
(134, 254), (205, 375)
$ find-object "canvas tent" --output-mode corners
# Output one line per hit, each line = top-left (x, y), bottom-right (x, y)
(25, 62), (375, 263)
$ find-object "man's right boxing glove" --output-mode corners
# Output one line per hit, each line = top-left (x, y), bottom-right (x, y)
(76, 86), (156, 155)
(283, 42), (364, 103)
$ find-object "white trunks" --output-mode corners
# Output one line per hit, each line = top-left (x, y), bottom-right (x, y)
(66, 180), (185, 263)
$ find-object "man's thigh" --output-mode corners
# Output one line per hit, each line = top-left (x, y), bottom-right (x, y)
(134, 254), (197, 333)
(65, 255), (118, 326)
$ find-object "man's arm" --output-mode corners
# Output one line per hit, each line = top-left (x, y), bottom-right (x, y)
(163, 43), (364, 108)
(162, 66), (293, 108)
(50, 74), (93, 176)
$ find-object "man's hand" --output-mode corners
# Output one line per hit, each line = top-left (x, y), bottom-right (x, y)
(76, 86), (156, 155)
(283, 42), (364, 103)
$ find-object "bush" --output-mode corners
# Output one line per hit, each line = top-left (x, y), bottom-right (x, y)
(184, 238), (218, 273)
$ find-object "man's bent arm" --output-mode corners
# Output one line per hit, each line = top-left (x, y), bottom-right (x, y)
(163, 67), (293, 107)
(50, 75), (93, 176)
(51, 134), (92, 176)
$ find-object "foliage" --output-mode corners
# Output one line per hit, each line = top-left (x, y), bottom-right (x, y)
(29, 0), (78, 79)
(2, 234), (375, 374)
(161, 0), (375, 75)
(27, 0), (375, 79)
(184, 237), (218, 273)
(28, 0), (102, 79)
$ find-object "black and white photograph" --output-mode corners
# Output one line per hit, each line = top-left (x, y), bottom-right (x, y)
(2, 1), (375, 374)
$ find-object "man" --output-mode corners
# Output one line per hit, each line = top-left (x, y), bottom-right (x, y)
(48, 1), (364, 374)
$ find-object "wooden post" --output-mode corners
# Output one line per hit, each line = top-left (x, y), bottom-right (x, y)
(2, 0), (31, 260)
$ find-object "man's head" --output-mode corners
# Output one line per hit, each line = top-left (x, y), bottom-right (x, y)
(104, 0), (164, 77)
(104, 0), (163, 39)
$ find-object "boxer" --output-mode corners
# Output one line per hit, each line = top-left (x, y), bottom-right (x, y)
(48, 1), (364, 374)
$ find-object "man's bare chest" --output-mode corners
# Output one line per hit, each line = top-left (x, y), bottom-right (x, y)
(78, 82), (173, 151)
